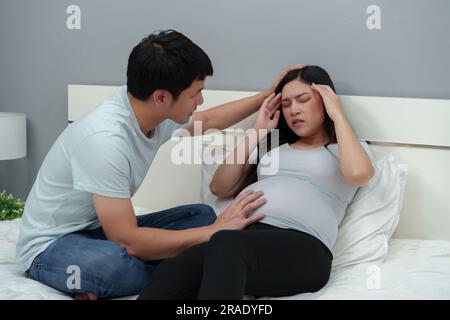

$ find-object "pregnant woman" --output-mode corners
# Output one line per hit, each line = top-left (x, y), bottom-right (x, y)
(138, 65), (375, 300)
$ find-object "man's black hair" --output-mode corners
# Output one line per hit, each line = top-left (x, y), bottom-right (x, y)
(127, 30), (213, 100)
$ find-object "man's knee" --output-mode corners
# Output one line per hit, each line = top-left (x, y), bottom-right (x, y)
(190, 203), (217, 225)
(88, 245), (150, 296)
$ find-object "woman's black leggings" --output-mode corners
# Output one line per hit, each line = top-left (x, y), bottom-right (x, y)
(138, 222), (332, 300)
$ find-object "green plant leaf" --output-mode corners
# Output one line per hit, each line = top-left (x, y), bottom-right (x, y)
(0, 190), (25, 221)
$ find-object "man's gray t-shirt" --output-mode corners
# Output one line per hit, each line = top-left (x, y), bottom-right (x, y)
(16, 85), (192, 272)
(240, 141), (374, 253)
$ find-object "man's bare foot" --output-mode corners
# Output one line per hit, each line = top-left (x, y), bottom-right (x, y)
(73, 292), (97, 300)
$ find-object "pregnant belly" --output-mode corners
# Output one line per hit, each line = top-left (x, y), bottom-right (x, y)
(239, 176), (339, 224)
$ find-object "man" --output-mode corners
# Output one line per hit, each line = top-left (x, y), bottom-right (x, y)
(16, 29), (301, 299)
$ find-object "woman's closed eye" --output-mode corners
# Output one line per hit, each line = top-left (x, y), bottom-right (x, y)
(297, 96), (310, 103)
(281, 95), (310, 107)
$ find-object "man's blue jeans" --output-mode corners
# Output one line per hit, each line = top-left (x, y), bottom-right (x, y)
(25, 204), (216, 299)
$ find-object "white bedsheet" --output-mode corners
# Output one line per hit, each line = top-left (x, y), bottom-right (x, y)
(271, 238), (450, 300)
(2, 218), (450, 300)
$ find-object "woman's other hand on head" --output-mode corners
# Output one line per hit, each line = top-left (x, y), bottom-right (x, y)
(310, 83), (345, 122)
(253, 93), (281, 132)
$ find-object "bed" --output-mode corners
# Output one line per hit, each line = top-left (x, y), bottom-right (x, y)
(1, 85), (449, 300)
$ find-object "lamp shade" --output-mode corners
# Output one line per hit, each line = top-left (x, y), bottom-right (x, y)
(0, 112), (27, 160)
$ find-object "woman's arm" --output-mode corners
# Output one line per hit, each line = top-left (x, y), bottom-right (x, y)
(209, 131), (260, 197)
(210, 93), (282, 197)
(332, 115), (375, 187)
(311, 83), (375, 187)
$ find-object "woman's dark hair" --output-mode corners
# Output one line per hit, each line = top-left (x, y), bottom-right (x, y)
(127, 30), (213, 101)
(235, 65), (338, 196)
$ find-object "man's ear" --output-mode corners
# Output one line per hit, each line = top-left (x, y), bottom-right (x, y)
(152, 90), (167, 106)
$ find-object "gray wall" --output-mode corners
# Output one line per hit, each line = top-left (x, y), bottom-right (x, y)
(1, 0), (449, 199)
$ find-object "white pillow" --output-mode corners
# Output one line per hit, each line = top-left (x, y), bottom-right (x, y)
(332, 152), (408, 270)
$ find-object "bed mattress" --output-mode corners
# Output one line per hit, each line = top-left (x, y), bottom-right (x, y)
(2, 218), (450, 300)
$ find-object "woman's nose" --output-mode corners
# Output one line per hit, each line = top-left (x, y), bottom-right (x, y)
(290, 103), (302, 116)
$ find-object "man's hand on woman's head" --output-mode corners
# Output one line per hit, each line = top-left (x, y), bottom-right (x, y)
(270, 64), (306, 92)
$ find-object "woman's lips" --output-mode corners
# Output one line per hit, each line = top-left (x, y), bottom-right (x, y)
(292, 119), (305, 126)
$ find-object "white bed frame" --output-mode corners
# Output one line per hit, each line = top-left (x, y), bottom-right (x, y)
(68, 84), (450, 242)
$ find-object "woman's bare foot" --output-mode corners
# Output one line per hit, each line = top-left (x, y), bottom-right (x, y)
(73, 292), (98, 300)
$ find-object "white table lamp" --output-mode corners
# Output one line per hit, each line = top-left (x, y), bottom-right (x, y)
(0, 113), (27, 160)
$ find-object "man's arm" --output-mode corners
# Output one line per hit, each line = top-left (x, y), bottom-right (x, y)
(187, 64), (305, 135)
(92, 195), (216, 260)
(92, 191), (266, 260)
(188, 90), (271, 135)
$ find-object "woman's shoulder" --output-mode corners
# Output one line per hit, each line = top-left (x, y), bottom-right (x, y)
(323, 140), (371, 158)
(331, 140), (373, 160)
(327, 139), (369, 147)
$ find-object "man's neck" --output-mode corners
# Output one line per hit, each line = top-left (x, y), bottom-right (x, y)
(127, 92), (167, 137)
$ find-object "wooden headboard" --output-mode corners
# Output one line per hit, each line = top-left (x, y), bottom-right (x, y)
(68, 84), (450, 242)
